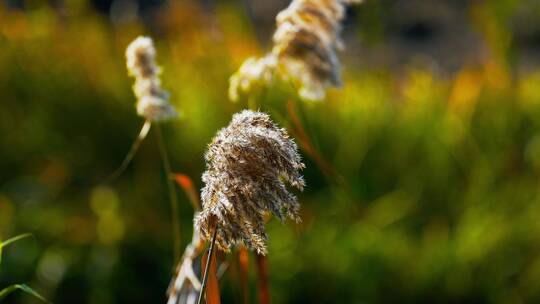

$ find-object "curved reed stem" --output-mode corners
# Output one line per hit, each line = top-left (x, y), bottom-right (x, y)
(107, 120), (152, 182)
(155, 123), (181, 262)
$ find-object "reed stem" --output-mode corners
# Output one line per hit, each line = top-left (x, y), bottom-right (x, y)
(107, 120), (151, 182)
(155, 123), (181, 262)
(197, 226), (218, 304)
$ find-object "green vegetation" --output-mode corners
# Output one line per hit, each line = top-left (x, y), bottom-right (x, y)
(0, 234), (49, 303)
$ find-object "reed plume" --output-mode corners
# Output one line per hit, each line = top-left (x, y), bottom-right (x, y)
(228, 55), (277, 102)
(195, 110), (305, 255)
(126, 36), (178, 121)
(122, 36), (182, 260)
(272, 0), (360, 100)
(229, 0), (360, 102)
(109, 36), (179, 181)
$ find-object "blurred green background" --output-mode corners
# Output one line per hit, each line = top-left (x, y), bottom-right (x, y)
(3, 0), (540, 303)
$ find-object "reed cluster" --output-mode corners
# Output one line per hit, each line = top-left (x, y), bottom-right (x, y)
(229, 0), (360, 102)
(122, 1), (359, 303)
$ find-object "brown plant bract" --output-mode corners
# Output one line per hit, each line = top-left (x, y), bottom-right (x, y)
(126, 36), (178, 122)
(195, 110), (305, 255)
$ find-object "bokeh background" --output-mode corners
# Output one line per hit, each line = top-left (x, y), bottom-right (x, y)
(2, 0), (540, 303)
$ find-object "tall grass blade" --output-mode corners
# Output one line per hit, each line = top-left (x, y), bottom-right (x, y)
(0, 284), (50, 303)
(256, 254), (270, 304)
(0, 233), (33, 265)
(238, 246), (249, 304)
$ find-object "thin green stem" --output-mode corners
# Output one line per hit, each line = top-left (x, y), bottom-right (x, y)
(197, 227), (218, 304)
(1, 233), (33, 249)
(155, 123), (181, 263)
(107, 120), (152, 182)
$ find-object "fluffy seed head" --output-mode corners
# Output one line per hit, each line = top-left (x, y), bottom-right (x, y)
(228, 0), (360, 102)
(271, 0), (356, 101)
(228, 55), (277, 102)
(195, 110), (305, 255)
(126, 36), (178, 122)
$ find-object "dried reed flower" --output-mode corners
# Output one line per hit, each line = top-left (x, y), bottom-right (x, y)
(228, 55), (277, 102)
(195, 110), (305, 255)
(229, 0), (360, 102)
(272, 0), (359, 101)
(167, 216), (205, 304)
(126, 36), (178, 122)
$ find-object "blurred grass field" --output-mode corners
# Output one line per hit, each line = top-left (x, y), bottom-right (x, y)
(3, 0), (540, 303)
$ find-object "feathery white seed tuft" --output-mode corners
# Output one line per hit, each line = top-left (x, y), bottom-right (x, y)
(126, 36), (178, 122)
